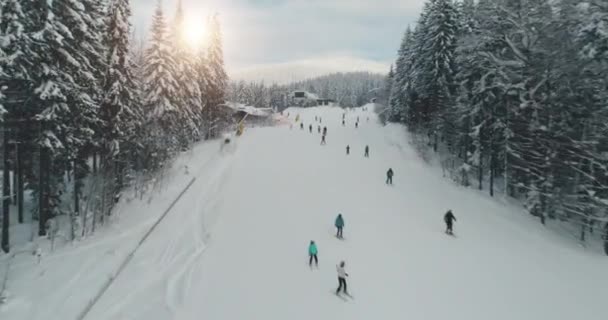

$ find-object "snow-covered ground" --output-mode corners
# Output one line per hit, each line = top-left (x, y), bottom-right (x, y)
(2, 105), (608, 320)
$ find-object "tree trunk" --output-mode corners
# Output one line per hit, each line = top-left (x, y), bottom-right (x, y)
(17, 142), (23, 224)
(478, 153), (483, 191)
(72, 159), (79, 241)
(12, 162), (17, 204)
(92, 152), (97, 173)
(2, 126), (10, 253)
(38, 145), (48, 237)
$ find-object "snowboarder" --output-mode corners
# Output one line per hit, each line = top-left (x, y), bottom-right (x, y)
(321, 134), (327, 145)
(300, 122), (304, 130)
(444, 210), (457, 235)
(308, 240), (319, 267)
(364, 145), (369, 157)
(346, 145), (350, 155)
(309, 124), (313, 133)
(335, 214), (345, 239)
(336, 261), (349, 295)
(386, 168), (394, 185)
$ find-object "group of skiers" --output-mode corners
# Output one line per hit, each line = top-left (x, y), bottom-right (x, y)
(296, 110), (458, 297)
(308, 213), (350, 296)
(346, 145), (369, 157)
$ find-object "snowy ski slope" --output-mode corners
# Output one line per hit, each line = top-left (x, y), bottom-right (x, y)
(2, 105), (608, 320)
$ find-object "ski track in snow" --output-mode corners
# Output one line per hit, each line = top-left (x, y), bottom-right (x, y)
(3, 105), (608, 320)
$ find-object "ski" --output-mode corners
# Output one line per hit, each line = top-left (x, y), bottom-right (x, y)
(332, 291), (348, 301)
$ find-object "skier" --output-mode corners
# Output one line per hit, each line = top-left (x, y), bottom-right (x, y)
(318, 125), (321, 133)
(323, 127), (327, 135)
(444, 210), (457, 235)
(335, 261), (349, 295)
(335, 214), (345, 239)
(346, 145), (350, 155)
(320, 117), (322, 123)
(386, 168), (394, 185)
(342, 119), (345, 126)
(364, 145), (369, 157)
(321, 134), (327, 145)
(309, 124), (312, 133)
(300, 122), (304, 130)
(308, 240), (319, 267)
(355, 122), (358, 128)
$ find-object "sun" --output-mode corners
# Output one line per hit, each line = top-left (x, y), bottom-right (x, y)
(182, 16), (207, 49)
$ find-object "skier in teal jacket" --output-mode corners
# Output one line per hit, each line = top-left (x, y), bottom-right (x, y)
(335, 214), (345, 239)
(308, 241), (318, 266)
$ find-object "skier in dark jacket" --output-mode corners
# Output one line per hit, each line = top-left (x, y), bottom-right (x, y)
(308, 240), (318, 267)
(309, 124), (312, 133)
(386, 168), (394, 185)
(300, 122), (304, 130)
(323, 127), (327, 135)
(318, 125), (321, 133)
(342, 119), (345, 126)
(355, 122), (358, 128)
(444, 210), (457, 235)
(335, 214), (345, 239)
(364, 145), (369, 157)
(346, 145), (350, 155)
(321, 134), (326, 145)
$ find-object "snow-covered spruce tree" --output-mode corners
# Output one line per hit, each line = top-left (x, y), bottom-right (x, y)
(380, 64), (394, 118)
(171, 0), (203, 146)
(388, 29), (410, 123)
(0, 0), (42, 249)
(204, 13), (230, 138)
(22, 0), (104, 236)
(143, 1), (181, 169)
(416, 0), (459, 152)
(98, 0), (141, 227)
(194, 45), (211, 138)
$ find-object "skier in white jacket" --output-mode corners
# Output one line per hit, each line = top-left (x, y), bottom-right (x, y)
(336, 261), (349, 295)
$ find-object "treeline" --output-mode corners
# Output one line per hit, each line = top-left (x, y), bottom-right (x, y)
(0, 0), (229, 252)
(386, 0), (608, 245)
(288, 72), (384, 108)
(227, 72), (385, 110)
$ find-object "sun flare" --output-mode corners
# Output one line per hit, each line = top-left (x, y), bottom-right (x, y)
(182, 16), (207, 49)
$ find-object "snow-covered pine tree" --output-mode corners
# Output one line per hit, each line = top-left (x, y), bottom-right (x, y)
(194, 46), (210, 136)
(417, 0), (459, 151)
(143, 1), (181, 167)
(171, 0), (203, 145)
(204, 13), (230, 137)
(388, 28), (413, 124)
(22, 0), (105, 235)
(99, 0), (140, 222)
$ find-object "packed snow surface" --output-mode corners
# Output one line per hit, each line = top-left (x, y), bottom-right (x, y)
(2, 105), (608, 320)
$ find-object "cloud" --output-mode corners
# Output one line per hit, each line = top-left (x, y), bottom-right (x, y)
(229, 54), (389, 84)
(131, 0), (423, 77)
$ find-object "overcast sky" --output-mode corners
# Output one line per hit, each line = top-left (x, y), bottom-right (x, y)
(131, 0), (424, 83)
